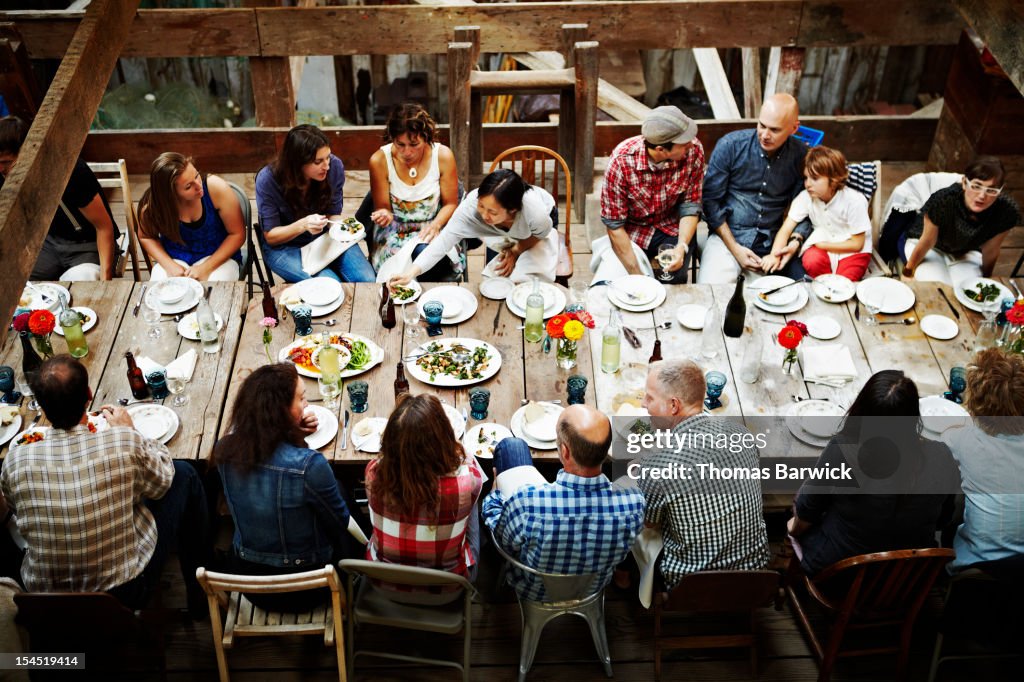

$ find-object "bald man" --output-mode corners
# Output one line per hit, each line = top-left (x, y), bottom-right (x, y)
(482, 405), (645, 601)
(698, 94), (811, 283)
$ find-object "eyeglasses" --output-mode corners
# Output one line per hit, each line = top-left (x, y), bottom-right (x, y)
(965, 180), (1003, 197)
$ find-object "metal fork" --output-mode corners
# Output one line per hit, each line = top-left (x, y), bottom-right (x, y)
(589, 280), (642, 302)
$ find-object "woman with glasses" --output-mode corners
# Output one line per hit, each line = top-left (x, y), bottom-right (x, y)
(901, 156), (1020, 285)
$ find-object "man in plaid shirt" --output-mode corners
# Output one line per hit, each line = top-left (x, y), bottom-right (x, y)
(482, 405), (645, 601)
(600, 105), (706, 283)
(636, 360), (770, 589)
(1, 356), (209, 614)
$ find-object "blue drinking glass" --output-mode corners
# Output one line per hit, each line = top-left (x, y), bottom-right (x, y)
(469, 387), (490, 420)
(292, 304), (313, 337)
(347, 380), (369, 413)
(566, 374), (588, 405)
(944, 366), (966, 404)
(423, 301), (444, 337)
(146, 369), (170, 400)
(704, 370), (727, 410)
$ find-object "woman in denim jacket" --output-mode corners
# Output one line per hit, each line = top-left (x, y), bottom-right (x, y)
(215, 363), (369, 611)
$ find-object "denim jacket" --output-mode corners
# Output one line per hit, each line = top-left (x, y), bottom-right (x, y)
(220, 441), (351, 567)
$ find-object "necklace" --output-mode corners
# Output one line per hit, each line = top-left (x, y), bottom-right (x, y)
(408, 166), (417, 179)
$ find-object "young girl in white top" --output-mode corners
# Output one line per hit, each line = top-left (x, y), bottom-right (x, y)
(763, 145), (873, 281)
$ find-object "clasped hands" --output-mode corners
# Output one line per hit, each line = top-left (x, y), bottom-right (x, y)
(756, 241), (799, 274)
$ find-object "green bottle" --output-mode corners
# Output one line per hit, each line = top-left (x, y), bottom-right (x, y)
(524, 277), (545, 343)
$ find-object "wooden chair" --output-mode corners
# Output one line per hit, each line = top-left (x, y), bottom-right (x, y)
(196, 565), (347, 682)
(653, 570), (783, 680)
(786, 548), (955, 682)
(226, 180), (254, 282)
(14, 591), (167, 679)
(86, 159), (146, 280)
(489, 145), (574, 286)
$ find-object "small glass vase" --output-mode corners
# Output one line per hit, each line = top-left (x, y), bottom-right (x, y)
(556, 338), (578, 370)
(1002, 324), (1024, 354)
(34, 334), (55, 359)
(782, 349), (798, 374)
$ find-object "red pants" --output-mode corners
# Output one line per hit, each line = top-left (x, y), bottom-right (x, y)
(801, 247), (871, 281)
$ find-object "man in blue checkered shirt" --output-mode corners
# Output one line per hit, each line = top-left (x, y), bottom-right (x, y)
(482, 405), (645, 601)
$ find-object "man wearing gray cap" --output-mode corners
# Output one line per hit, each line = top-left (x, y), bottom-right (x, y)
(600, 105), (705, 282)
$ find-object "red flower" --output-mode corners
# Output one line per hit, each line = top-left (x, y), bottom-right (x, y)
(573, 310), (596, 329)
(1007, 302), (1024, 326)
(28, 310), (56, 336)
(12, 312), (30, 333)
(546, 314), (569, 339)
(778, 324), (803, 350)
(788, 320), (809, 336)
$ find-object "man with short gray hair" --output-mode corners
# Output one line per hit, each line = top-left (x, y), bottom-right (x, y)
(637, 360), (770, 589)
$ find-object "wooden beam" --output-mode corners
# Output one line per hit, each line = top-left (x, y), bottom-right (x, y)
(250, 57), (295, 127)
(448, 41), (474, 189)
(741, 47), (762, 118)
(511, 52), (651, 121)
(693, 48), (741, 119)
(0, 0), (139, 327)
(953, 0), (1024, 96)
(2, 2), (966, 59)
(0, 25), (43, 120)
(764, 46), (806, 97)
(574, 41), (599, 220)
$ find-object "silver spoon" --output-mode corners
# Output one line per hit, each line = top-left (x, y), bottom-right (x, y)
(879, 317), (917, 326)
(316, 318), (338, 327)
(521, 399), (562, 405)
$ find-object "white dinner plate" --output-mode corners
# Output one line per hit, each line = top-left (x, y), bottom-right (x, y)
(522, 403), (560, 442)
(146, 278), (204, 315)
(10, 425), (50, 449)
(53, 307), (98, 336)
(479, 277), (515, 300)
(442, 402), (467, 440)
(811, 274), (857, 303)
(328, 220), (367, 244)
(19, 283), (71, 313)
(281, 281), (346, 317)
(405, 337), (502, 387)
(279, 334), (383, 379)
(919, 396), (970, 436)
(351, 417), (388, 453)
(806, 316), (841, 340)
(856, 278), (916, 314)
(752, 285), (809, 314)
(390, 280), (422, 305)
(750, 275), (801, 307)
(953, 277), (1014, 314)
(0, 414), (23, 447)
(463, 423), (514, 459)
(920, 314), (959, 341)
(298, 277), (344, 307)
(156, 279), (189, 304)
(304, 404), (339, 450)
(607, 276), (668, 313)
(677, 304), (707, 330)
(786, 400), (844, 446)
(417, 286), (478, 325)
(176, 311), (224, 341)
(128, 404), (180, 444)
(510, 404), (561, 450)
(507, 282), (567, 319)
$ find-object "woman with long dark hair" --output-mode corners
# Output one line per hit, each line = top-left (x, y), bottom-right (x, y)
(365, 394), (483, 597)
(255, 124), (376, 282)
(215, 363), (369, 610)
(787, 370), (960, 575)
(137, 152), (245, 281)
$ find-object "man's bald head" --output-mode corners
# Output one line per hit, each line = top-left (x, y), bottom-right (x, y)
(30, 355), (90, 429)
(557, 404), (612, 470)
(757, 93), (800, 154)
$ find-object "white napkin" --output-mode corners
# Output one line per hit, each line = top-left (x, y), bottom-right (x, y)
(347, 517), (368, 545)
(495, 465), (547, 497)
(588, 235), (655, 285)
(137, 350), (197, 381)
(802, 344), (858, 387)
(300, 233), (355, 276)
(632, 527), (665, 609)
(134, 355), (163, 378)
(480, 229), (560, 284)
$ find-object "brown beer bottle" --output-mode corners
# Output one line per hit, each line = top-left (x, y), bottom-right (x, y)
(260, 283), (278, 322)
(125, 351), (150, 400)
(648, 339), (663, 364)
(394, 362), (409, 399)
(381, 284), (396, 329)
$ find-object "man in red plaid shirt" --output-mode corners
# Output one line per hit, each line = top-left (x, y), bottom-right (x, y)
(600, 106), (706, 282)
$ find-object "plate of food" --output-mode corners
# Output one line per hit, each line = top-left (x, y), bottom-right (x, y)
(11, 425), (49, 448)
(0, 407), (22, 447)
(442, 402), (467, 440)
(507, 281), (566, 319)
(405, 338), (501, 387)
(352, 417), (388, 453)
(146, 277), (204, 315)
(19, 283), (71, 313)
(954, 277), (1013, 314)
(750, 276), (801, 307)
(811, 274), (856, 303)
(612, 402), (652, 440)
(176, 311), (224, 340)
(280, 333), (383, 378)
(304, 404), (338, 450)
(54, 307), (98, 335)
(128, 404), (180, 444)
(389, 281), (422, 305)
(9, 410), (108, 448)
(328, 217), (367, 244)
(606, 275), (667, 312)
(463, 423), (514, 459)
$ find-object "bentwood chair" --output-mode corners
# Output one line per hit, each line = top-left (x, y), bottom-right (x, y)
(489, 145), (574, 286)
(196, 565), (347, 682)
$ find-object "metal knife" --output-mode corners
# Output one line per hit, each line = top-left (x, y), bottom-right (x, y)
(205, 285), (213, 301)
(132, 285), (147, 317)
(491, 300), (503, 333)
(854, 300), (861, 321)
(340, 410), (350, 449)
(937, 288), (960, 320)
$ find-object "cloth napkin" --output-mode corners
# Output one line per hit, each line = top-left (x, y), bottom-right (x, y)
(632, 527), (665, 609)
(300, 233), (356, 276)
(480, 229), (560, 284)
(375, 237), (463, 283)
(137, 350), (197, 381)
(802, 343), (858, 387)
(588, 235), (655, 285)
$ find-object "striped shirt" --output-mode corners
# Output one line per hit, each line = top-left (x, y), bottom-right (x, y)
(0, 424), (173, 592)
(483, 470), (645, 601)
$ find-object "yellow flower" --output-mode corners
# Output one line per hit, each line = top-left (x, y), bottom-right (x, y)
(563, 319), (585, 341)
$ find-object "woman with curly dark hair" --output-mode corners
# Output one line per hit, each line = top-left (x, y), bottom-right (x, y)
(215, 363), (369, 610)
(365, 394), (483, 598)
(255, 124), (375, 282)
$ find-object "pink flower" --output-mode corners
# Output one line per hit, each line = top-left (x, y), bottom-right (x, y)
(573, 311), (596, 329)
(12, 312), (30, 333)
(259, 316), (277, 328)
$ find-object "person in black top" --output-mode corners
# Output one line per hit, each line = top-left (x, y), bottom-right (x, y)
(787, 371), (961, 575)
(0, 116), (119, 280)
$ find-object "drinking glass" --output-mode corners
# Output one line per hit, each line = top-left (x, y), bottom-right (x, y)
(423, 301), (444, 337)
(566, 374), (588, 405)
(567, 282), (588, 313)
(862, 295), (884, 326)
(943, 366), (967, 404)
(469, 387), (491, 420)
(347, 380), (369, 413)
(403, 304), (422, 339)
(700, 307), (720, 359)
(167, 374), (189, 407)
(292, 305), (313, 337)
(318, 373), (341, 409)
(146, 369), (170, 400)
(657, 243), (676, 282)
(142, 302), (162, 339)
(20, 370), (38, 412)
(0, 366), (20, 404)
(704, 370), (728, 410)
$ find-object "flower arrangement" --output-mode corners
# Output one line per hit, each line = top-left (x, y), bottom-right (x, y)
(259, 316), (277, 364)
(1003, 300), (1024, 354)
(545, 311), (596, 369)
(26, 310), (56, 358)
(777, 319), (805, 373)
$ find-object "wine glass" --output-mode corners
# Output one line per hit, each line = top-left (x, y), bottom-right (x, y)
(704, 370), (728, 410)
(657, 244), (676, 282)
(21, 370), (39, 412)
(403, 304), (422, 339)
(318, 374), (341, 409)
(862, 294), (884, 326)
(167, 374), (189, 407)
(142, 301), (162, 339)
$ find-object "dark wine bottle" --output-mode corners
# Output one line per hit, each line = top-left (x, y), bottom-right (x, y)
(19, 331), (42, 376)
(394, 362), (409, 399)
(648, 339), (663, 363)
(125, 351), (150, 400)
(723, 274), (746, 338)
(380, 284), (396, 329)
(260, 283), (279, 322)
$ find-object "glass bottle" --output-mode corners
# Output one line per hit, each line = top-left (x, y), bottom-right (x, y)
(394, 361), (410, 399)
(380, 284), (396, 329)
(260, 282), (279, 322)
(524, 277), (545, 343)
(601, 309), (622, 374)
(125, 351), (150, 400)
(58, 293), (88, 358)
(701, 307), (721, 359)
(197, 297), (220, 353)
(723, 274), (746, 338)
(648, 339), (663, 364)
(318, 331), (340, 378)
(739, 322), (763, 384)
(20, 331), (42, 377)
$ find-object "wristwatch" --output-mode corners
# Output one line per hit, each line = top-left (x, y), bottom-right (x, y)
(788, 234), (804, 245)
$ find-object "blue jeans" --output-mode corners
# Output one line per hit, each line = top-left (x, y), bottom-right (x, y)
(493, 437), (535, 474)
(262, 241), (376, 283)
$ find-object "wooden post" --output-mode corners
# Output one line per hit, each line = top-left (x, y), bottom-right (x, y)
(333, 55), (356, 123)
(764, 46), (806, 97)
(559, 23), (588, 167)
(453, 27), (482, 179)
(250, 58), (295, 127)
(0, 0), (139, 326)
(693, 48), (741, 119)
(453, 25), (480, 67)
(0, 25), (42, 120)
(741, 47), (762, 118)
(448, 42), (474, 191)
(574, 41), (598, 223)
